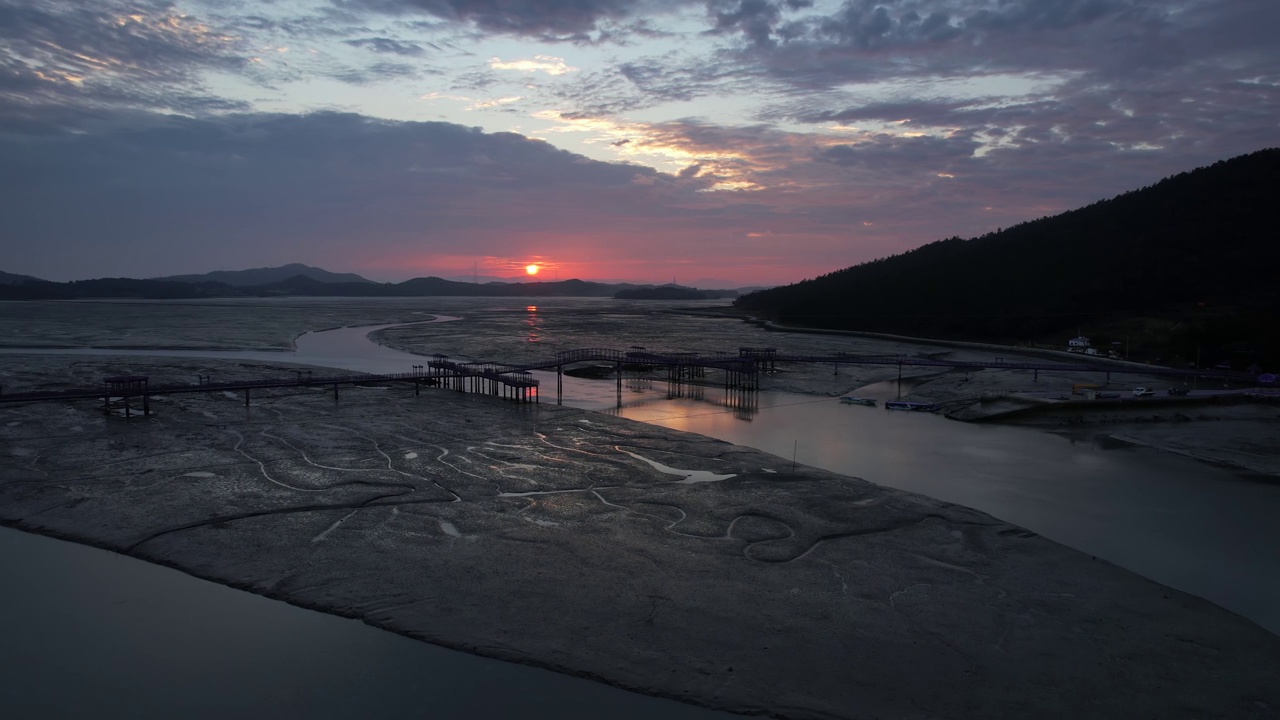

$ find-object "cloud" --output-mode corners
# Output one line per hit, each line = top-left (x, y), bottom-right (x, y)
(489, 55), (576, 75)
(707, 0), (814, 47)
(2, 106), (1271, 285)
(0, 111), (786, 280)
(344, 37), (429, 56)
(338, 0), (693, 41)
(1, 1), (1276, 285)
(328, 60), (425, 84)
(0, 0), (248, 124)
(469, 95), (523, 109)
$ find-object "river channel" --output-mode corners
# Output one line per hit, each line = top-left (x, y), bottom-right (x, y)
(3, 303), (1278, 718)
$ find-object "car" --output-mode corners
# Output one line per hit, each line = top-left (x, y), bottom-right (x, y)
(1132, 387), (1155, 397)
(1168, 386), (1189, 396)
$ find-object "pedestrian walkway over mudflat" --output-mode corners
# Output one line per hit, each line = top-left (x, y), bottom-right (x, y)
(0, 344), (1257, 413)
(0, 365), (539, 412)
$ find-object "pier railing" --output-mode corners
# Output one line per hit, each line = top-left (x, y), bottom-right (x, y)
(0, 344), (1259, 415)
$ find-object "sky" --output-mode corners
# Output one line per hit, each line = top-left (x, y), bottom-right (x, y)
(1, 0), (1277, 286)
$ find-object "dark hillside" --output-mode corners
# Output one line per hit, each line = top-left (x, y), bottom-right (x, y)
(0, 278), (234, 300)
(736, 149), (1279, 366)
(155, 263), (374, 286)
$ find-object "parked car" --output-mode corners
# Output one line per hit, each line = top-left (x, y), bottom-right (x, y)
(1168, 386), (1189, 396)
(1132, 387), (1155, 397)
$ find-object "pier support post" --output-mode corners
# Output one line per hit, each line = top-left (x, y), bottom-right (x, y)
(245, 388), (251, 407)
(334, 383), (339, 401)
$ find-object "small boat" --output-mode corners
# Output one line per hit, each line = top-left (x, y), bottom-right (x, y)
(839, 396), (877, 406)
(884, 400), (940, 412)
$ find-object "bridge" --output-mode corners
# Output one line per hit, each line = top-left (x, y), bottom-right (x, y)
(508, 347), (761, 402)
(0, 364), (540, 416)
(0, 343), (1255, 416)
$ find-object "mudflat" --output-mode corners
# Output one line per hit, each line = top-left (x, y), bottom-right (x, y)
(2, 356), (1278, 719)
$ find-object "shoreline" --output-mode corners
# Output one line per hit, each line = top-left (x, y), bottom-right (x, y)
(671, 307), (1280, 477)
(3, 354), (1280, 718)
(3, 302), (1276, 478)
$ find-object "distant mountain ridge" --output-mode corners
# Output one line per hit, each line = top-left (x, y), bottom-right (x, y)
(615, 285), (738, 300)
(0, 270), (42, 285)
(3, 263), (763, 295)
(0, 272), (733, 301)
(736, 148), (1280, 366)
(153, 263), (374, 286)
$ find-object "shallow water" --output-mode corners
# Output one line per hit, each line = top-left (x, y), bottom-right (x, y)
(0, 527), (739, 720)
(619, 390), (1280, 635)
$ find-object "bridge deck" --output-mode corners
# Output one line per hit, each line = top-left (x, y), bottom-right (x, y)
(0, 346), (1255, 408)
(0, 368), (536, 406)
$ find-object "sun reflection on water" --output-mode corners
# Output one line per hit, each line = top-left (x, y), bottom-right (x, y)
(525, 305), (540, 342)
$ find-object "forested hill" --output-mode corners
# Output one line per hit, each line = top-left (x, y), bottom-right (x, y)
(735, 149), (1279, 365)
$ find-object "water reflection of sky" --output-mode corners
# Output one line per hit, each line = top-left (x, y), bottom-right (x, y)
(525, 305), (541, 343)
(618, 389), (1280, 637)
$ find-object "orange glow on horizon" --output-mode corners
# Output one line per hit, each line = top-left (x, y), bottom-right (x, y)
(356, 248), (823, 286)
(525, 264), (540, 276)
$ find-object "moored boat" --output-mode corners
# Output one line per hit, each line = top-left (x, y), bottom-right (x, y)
(884, 400), (940, 412)
(839, 396), (877, 406)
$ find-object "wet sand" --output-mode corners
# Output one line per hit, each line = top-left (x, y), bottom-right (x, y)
(3, 355), (1279, 719)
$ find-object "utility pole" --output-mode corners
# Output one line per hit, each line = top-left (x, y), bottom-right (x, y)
(1194, 343), (1201, 391)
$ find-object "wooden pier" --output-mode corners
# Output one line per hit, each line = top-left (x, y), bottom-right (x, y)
(511, 348), (760, 405)
(104, 375), (151, 417)
(0, 344), (1256, 417)
(0, 364), (539, 416)
(427, 355), (538, 403)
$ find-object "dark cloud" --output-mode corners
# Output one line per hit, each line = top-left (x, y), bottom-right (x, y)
(0, 0), (247, 78)
(338, 0), (695, 40)
(964, 0), (1124, 33)
(2, 106), (1272, 284)
(548, 54), (759, 117)
(0, 0), (249, 125)
(795, 99), (978, 125)
(566, 0), (1163, 106)
(703, 0), (814, 46)
(1, 1), (1276, 284)
(818, 133), (980, 169)
(329, 60), (427, 84)
(0, 111), (762, 279)
(344, 37), (429, 56)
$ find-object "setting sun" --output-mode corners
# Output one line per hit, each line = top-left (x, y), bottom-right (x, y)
(525, 264), (540, 276)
